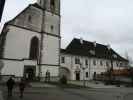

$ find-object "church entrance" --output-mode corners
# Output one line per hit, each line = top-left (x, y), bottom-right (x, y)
(24, 66), (36, 81)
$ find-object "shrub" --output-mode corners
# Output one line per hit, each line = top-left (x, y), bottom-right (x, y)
(60, 75), (67, 85)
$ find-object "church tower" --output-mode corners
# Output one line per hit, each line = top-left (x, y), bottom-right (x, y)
(37, 0), (61, 80)
(0, 0), (60, 81)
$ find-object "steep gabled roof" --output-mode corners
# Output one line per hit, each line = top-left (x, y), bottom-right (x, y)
(61, 38), (128, 62)
(1, 3), (41, 27)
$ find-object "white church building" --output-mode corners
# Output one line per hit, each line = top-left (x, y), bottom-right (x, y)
(0, 0), (128, 81)
(0, 0), (61, 81)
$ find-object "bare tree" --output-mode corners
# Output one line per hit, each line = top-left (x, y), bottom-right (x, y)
(124, 52), (133, 67)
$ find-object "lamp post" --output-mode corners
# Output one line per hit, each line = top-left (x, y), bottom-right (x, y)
(80, 63), (87, 87)
(107, 44), (113, 84)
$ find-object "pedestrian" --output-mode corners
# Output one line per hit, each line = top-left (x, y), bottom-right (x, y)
(45, 70), (50, 82)
(6, 76), (15, 97)
(19, 78), (26, 98)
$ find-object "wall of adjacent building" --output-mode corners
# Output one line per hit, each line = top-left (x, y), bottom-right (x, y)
(60, 53), (127, 80)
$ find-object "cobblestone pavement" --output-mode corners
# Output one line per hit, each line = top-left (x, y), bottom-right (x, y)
(0, 83), (133, 100)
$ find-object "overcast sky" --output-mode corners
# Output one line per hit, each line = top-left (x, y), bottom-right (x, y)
(1, 0), (133, 59)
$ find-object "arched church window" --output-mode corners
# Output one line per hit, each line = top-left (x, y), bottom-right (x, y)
(29, 36), (39, 60)
(50, 0), (55, 11)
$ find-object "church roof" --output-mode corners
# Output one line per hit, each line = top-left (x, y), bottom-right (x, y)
(61, 38), (128, 62)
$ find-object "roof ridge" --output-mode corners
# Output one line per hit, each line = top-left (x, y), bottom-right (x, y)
(74, 38), (108, 48)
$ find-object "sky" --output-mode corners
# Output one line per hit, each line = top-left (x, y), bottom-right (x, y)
(0, 0), (133, 59)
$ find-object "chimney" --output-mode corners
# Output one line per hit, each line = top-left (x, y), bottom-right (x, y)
(93, 41), (97, 47)
(107, 44), (111, 50)
(80, 37), (83, 44)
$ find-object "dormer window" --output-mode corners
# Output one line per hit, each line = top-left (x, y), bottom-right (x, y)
(107, 44), (111, 50)
(93, 41), (97, 47)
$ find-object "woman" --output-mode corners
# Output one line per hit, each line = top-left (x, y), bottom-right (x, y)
(19, 78), (26, 98)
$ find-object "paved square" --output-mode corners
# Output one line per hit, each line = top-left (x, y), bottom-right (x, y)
(1, 83), (133, 100)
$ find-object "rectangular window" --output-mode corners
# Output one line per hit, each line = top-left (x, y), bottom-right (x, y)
(85, 59), (88, 65)
(61, 57), (65, 63)
(120, 62), (123, 67)
(106, 61), (109, 67)
(75, 58), (80, 64)
(93, 60), (96, 66)
(116, 62), (119, 67)
(86, 72), (89, 78)
(100, 61), (103, 66)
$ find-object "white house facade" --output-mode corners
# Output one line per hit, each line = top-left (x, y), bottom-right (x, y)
(60, 38), (128, 81)
(0, 0), (61, 81)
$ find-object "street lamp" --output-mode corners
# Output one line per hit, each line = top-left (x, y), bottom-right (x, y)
(80, 62), (87, 87)
(107, 44), (113, 84)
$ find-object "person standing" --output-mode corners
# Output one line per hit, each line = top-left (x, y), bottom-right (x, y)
(19, 78), (26, 98)
(45, 70), (50, 82)
(6, 77), (15, 97)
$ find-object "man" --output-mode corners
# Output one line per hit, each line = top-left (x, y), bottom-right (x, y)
(6, 77), (15, 97)
(19, 78), (26, 98)
(45, 70), (50, 82)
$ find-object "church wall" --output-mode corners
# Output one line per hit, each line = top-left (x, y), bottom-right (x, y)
(41, 65), (59, 81)
(41, 34), (59, 65)
(4, 25), (40, 59)
(12, 6), (43, 32)
(1, 60), (24, 77)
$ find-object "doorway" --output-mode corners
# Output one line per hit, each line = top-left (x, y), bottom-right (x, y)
(76, 72), (80, 81)
(24, 66), (36, 81)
